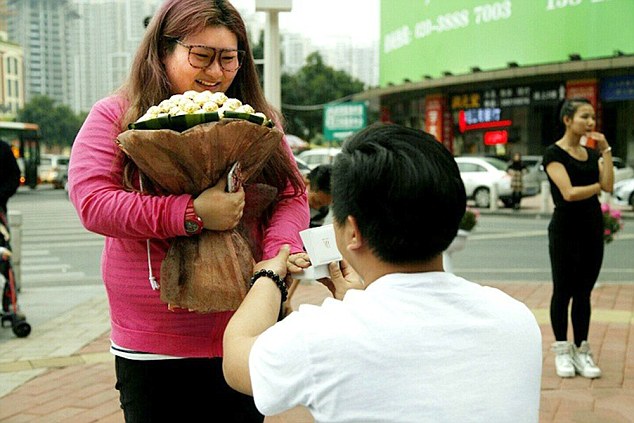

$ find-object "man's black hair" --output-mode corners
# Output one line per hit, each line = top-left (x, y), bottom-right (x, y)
(307, 164), (332, 194)
(331, 122), (466, 263)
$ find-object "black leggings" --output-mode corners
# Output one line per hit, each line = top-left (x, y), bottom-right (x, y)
(548, 210), (603, 347)
(115, 356), (263, 423)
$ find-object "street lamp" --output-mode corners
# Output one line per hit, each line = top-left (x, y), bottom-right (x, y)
(255, 0), (292, 110)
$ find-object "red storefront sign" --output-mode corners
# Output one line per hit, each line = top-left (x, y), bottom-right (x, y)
(484, 130), (508, 145)
(424, 94), (444, 142)
(566, 79), (598, 110)
(566, 79), (600, 129)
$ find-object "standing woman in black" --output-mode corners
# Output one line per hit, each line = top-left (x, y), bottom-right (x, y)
(543, 98), (614, 379)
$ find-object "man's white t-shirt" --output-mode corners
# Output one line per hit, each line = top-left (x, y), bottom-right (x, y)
(249, 272), (542, 423)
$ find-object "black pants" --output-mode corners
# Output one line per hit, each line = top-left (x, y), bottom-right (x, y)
(548, 209), (603, 346)
(115, 356), (263, 423)
(511, 191), (522, 209)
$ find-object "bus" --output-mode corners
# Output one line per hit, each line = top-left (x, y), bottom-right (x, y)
(0, 121), (41, 188)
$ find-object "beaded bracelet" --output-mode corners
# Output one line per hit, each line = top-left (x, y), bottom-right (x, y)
(250, 269), (288, 302)
(601, 146), (612, 155)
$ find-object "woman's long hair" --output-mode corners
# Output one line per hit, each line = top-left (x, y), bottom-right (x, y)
(117, 0), (304, 200)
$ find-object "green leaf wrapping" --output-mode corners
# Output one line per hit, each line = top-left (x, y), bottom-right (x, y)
(128, 111), (272, 131)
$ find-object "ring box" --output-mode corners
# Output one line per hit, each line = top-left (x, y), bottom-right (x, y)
(293, 224), (342, 280)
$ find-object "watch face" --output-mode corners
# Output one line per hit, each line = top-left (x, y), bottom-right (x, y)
(185, 220), (201, 234)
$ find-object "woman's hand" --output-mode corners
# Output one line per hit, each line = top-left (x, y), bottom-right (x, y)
(193, 176), (245, 231)
(587, 131), (609, 153)
(286, 252), (311, 274)
(319, 259), (364, 300)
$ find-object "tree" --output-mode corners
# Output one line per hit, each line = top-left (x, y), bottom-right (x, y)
(281, 52), (365, 140)
(17, 96), (86, 150)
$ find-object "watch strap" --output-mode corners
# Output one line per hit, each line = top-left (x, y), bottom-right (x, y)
(184, 197), (203, 235)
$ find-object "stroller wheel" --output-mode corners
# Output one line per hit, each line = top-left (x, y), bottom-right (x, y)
(13, 321), (31, 338)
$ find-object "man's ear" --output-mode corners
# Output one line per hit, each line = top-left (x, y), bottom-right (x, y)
(345, 215), (363, 252)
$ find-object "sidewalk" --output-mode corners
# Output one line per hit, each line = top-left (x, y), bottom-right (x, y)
(1, 193), (632, 422)
(1, 282), (633, 422)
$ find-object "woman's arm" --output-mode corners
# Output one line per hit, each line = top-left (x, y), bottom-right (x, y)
(546, 161), (601, 202)
(261, 138), (310, 258)
(588, 131), (614, 193)
(68, 97), (190, 240)
(598, 151), (614, 194)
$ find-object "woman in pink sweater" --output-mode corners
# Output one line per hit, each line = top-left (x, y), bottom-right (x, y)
(68, 0), (308, 421)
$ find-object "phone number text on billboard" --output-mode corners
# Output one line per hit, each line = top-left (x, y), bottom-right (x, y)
(384, 1), (512, 53)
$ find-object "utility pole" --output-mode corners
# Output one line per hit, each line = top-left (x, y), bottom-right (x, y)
(255, 0), (292, 111)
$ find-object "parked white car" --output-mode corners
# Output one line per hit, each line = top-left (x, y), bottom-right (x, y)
(612, 157), (634, 183)
(614, 177), (634, 208)
(455, 156), (513, 208)
(297, 147), (341, 170)
(38, 154), (69, 189)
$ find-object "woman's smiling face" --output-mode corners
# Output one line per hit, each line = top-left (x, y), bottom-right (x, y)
(163, 26), (239, 95)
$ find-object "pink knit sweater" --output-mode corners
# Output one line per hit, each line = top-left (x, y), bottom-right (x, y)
(68, 95), (309, 357)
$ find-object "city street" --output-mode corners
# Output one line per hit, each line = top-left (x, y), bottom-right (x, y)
(452, 214), (634, 284)
(9, 187), (634, 297)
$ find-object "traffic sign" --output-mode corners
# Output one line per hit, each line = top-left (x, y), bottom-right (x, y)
(323, 102), (367, 141)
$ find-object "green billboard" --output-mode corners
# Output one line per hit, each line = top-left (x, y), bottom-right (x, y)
(380, 0), (634, 86)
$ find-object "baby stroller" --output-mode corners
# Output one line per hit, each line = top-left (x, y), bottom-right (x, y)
(0, 210), (31, 338)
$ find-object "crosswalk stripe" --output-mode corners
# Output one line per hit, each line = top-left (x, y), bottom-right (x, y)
(7, 193), (103, 287)
(22, 263), (72, 272)
(24, 272), (87, 283)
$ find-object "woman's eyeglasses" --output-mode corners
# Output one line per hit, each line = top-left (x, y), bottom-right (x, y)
(174, 39), (245, 72)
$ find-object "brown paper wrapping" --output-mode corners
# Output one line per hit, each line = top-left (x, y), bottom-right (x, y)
(116, 119), (282, 312)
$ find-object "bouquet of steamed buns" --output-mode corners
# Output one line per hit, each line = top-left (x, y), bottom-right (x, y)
(130, 90), (272, 130)
(116, 90), (282, 313)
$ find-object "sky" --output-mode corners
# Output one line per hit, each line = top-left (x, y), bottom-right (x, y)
(229, 0), (380, 46)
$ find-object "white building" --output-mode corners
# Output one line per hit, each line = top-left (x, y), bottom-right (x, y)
(308, 36), (378, 89)
(69, 0), (160, 113)
(7, 0), (77, 106)
(7, 0), (160, 114)
(281, 33), (314, 76)
(0, 30), (24, 117)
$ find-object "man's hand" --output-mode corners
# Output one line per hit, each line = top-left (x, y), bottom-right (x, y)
(319, 259), (364, 300)
(254, 245), (291, 280)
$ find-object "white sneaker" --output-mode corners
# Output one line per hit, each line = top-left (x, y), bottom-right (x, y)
(551, 341), (575, 378)
(572, 341), (602, 379)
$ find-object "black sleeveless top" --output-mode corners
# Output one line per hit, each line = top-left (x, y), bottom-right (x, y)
(542, 144), (601, 214)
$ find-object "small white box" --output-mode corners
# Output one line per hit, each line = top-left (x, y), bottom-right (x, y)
(293, 224), (342, 281)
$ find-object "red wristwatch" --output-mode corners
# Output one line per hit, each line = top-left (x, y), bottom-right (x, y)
(184, 197), (203, 235)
